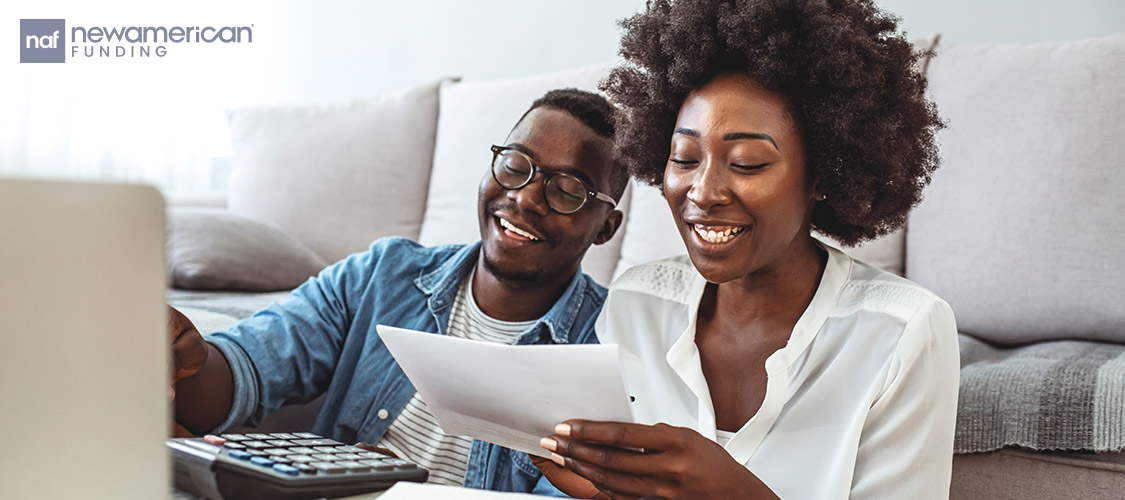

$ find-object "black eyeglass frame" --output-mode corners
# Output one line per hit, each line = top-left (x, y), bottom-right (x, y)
(489, 145), (618, 215)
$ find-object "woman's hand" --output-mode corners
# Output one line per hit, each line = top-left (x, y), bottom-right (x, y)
(540, 420), (779, 500)
(531, 455), (611, 499)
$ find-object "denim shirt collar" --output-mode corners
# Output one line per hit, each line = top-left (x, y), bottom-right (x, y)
(412, 241), (590, 344)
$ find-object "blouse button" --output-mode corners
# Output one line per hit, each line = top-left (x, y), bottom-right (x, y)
(377, 409), (390, 420)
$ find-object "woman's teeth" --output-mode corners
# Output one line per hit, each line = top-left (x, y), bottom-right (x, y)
(693, 224), (745, 244)
(500, 218), (540, 241)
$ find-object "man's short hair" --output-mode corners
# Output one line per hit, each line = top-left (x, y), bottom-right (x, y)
(520, 89), (629, 201)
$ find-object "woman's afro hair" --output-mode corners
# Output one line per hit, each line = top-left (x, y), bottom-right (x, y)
(601, 0), (944, 245)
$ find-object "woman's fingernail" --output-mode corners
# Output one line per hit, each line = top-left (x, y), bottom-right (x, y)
(555, 423), (572, 436)
(540, 437), (557, 451)
(551, 452), (565, 467)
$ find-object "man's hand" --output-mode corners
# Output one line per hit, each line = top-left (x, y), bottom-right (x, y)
(168, 305), (208, 398)
(168, 305), (209, 437)
(539, 420), (779, 500)
(355, 442), (400, 459)
(167, 305), (236, 436)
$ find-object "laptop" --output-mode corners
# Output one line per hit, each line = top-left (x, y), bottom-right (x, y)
(0, 177), (169, 499)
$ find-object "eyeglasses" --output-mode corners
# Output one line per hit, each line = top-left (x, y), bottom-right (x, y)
(490, 145), (617, 215)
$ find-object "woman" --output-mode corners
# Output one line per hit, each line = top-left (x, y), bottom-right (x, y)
(534, 1), (958, 499)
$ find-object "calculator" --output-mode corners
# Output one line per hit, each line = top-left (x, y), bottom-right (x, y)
(168, 432), (428, 500)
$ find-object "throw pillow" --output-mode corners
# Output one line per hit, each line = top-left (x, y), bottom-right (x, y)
(168, 208), (327, 292)
(907, 34), (1125, 344)
(226, 79), (447, 264)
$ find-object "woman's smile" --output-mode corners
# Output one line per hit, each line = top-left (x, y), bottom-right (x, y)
(688, 221), (751, 245)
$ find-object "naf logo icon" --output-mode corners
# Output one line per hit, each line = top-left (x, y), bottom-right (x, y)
(21, 19), (66, 63)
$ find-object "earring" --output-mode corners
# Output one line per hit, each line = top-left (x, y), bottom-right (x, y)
(817, 194), (827, 201)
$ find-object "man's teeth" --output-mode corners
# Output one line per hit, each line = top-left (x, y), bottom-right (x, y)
(500, 218), (540, 241)
(693, 224), (745, 244)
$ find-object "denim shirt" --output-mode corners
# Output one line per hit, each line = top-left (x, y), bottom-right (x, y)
(205, 237), (603, 495)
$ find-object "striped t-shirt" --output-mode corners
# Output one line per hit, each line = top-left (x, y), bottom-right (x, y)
(376, 268), (536, 485)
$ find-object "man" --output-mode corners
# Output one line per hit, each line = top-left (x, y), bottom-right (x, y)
(168, 88), (628, 494)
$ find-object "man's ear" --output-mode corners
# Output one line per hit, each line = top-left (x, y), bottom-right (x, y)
(593, 209), (624, 245)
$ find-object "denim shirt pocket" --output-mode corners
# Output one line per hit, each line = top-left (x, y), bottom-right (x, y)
(512, 450), (540, 477)
(324, 330), (418, 443)
(465, 440), (545, 493)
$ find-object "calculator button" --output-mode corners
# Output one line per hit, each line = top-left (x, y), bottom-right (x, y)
(292, 439), (343, 447)
(241, 441), (272, 449)
(335, 453), (362, 460)
(310, 462), (346, 474)
(295, 464), (318, 474)
(269, 433), (298, 440)
(288, 447), (317, 455)
(268, 455), (293, 464)
(250, 456), (275, 467)
(311, 454), (339, 461)
(246, 450), (268, 456)
(313, 446), (342, 454)
(221, 434), (250, 441)
(288, 455), (315, 463)
(266, 440), (295, 447)
(334, 460), (371, 472)
(203, 435), (227, 446)
(335, 445), (365, 453)
(245, 433), (274, 440)
(293, 433), (322, 439)
(273, 463), (300, 476)
(264, 448), (293, 456)
(223, 442), (246, 449)
(228, 450), (253, 460)
(358, 451), (389, 459)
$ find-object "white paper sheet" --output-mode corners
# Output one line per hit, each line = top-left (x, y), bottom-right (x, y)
(375, 325), (635, 458)
(376, 482), (543, 499)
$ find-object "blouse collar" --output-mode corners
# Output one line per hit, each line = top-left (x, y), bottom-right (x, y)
(665, 239), (854, 462)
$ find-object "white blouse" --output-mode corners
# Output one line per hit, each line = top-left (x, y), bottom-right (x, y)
(597, 243), (959, 499)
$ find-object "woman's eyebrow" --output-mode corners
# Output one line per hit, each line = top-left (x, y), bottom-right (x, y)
(673, 128), (779, 150)
(723, 132), (779, 150)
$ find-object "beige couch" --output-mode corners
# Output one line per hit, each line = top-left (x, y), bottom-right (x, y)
(168, 33), (1125, 498)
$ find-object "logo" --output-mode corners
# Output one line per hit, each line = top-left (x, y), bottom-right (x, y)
(20, 19), (253, 63)
(21, 19), (66, 63)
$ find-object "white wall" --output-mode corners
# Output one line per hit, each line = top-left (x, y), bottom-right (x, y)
(2, 0), (1121, 189)
(879, 0), (1125, 45)
(252, 0), (1124, 103)
(256, 0), (647, 104)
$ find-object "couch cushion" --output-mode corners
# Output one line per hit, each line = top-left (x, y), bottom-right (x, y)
(417, 62), (629, 286)
(907, 35), (1125, 344)
(168, 208), (327, 292)
(951, 448), (1125, 500)
(227, 79), (444, 264)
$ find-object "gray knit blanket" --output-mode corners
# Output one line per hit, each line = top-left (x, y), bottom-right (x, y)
(167, 288), (290, 335)
(957, 334), (1125, 453)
